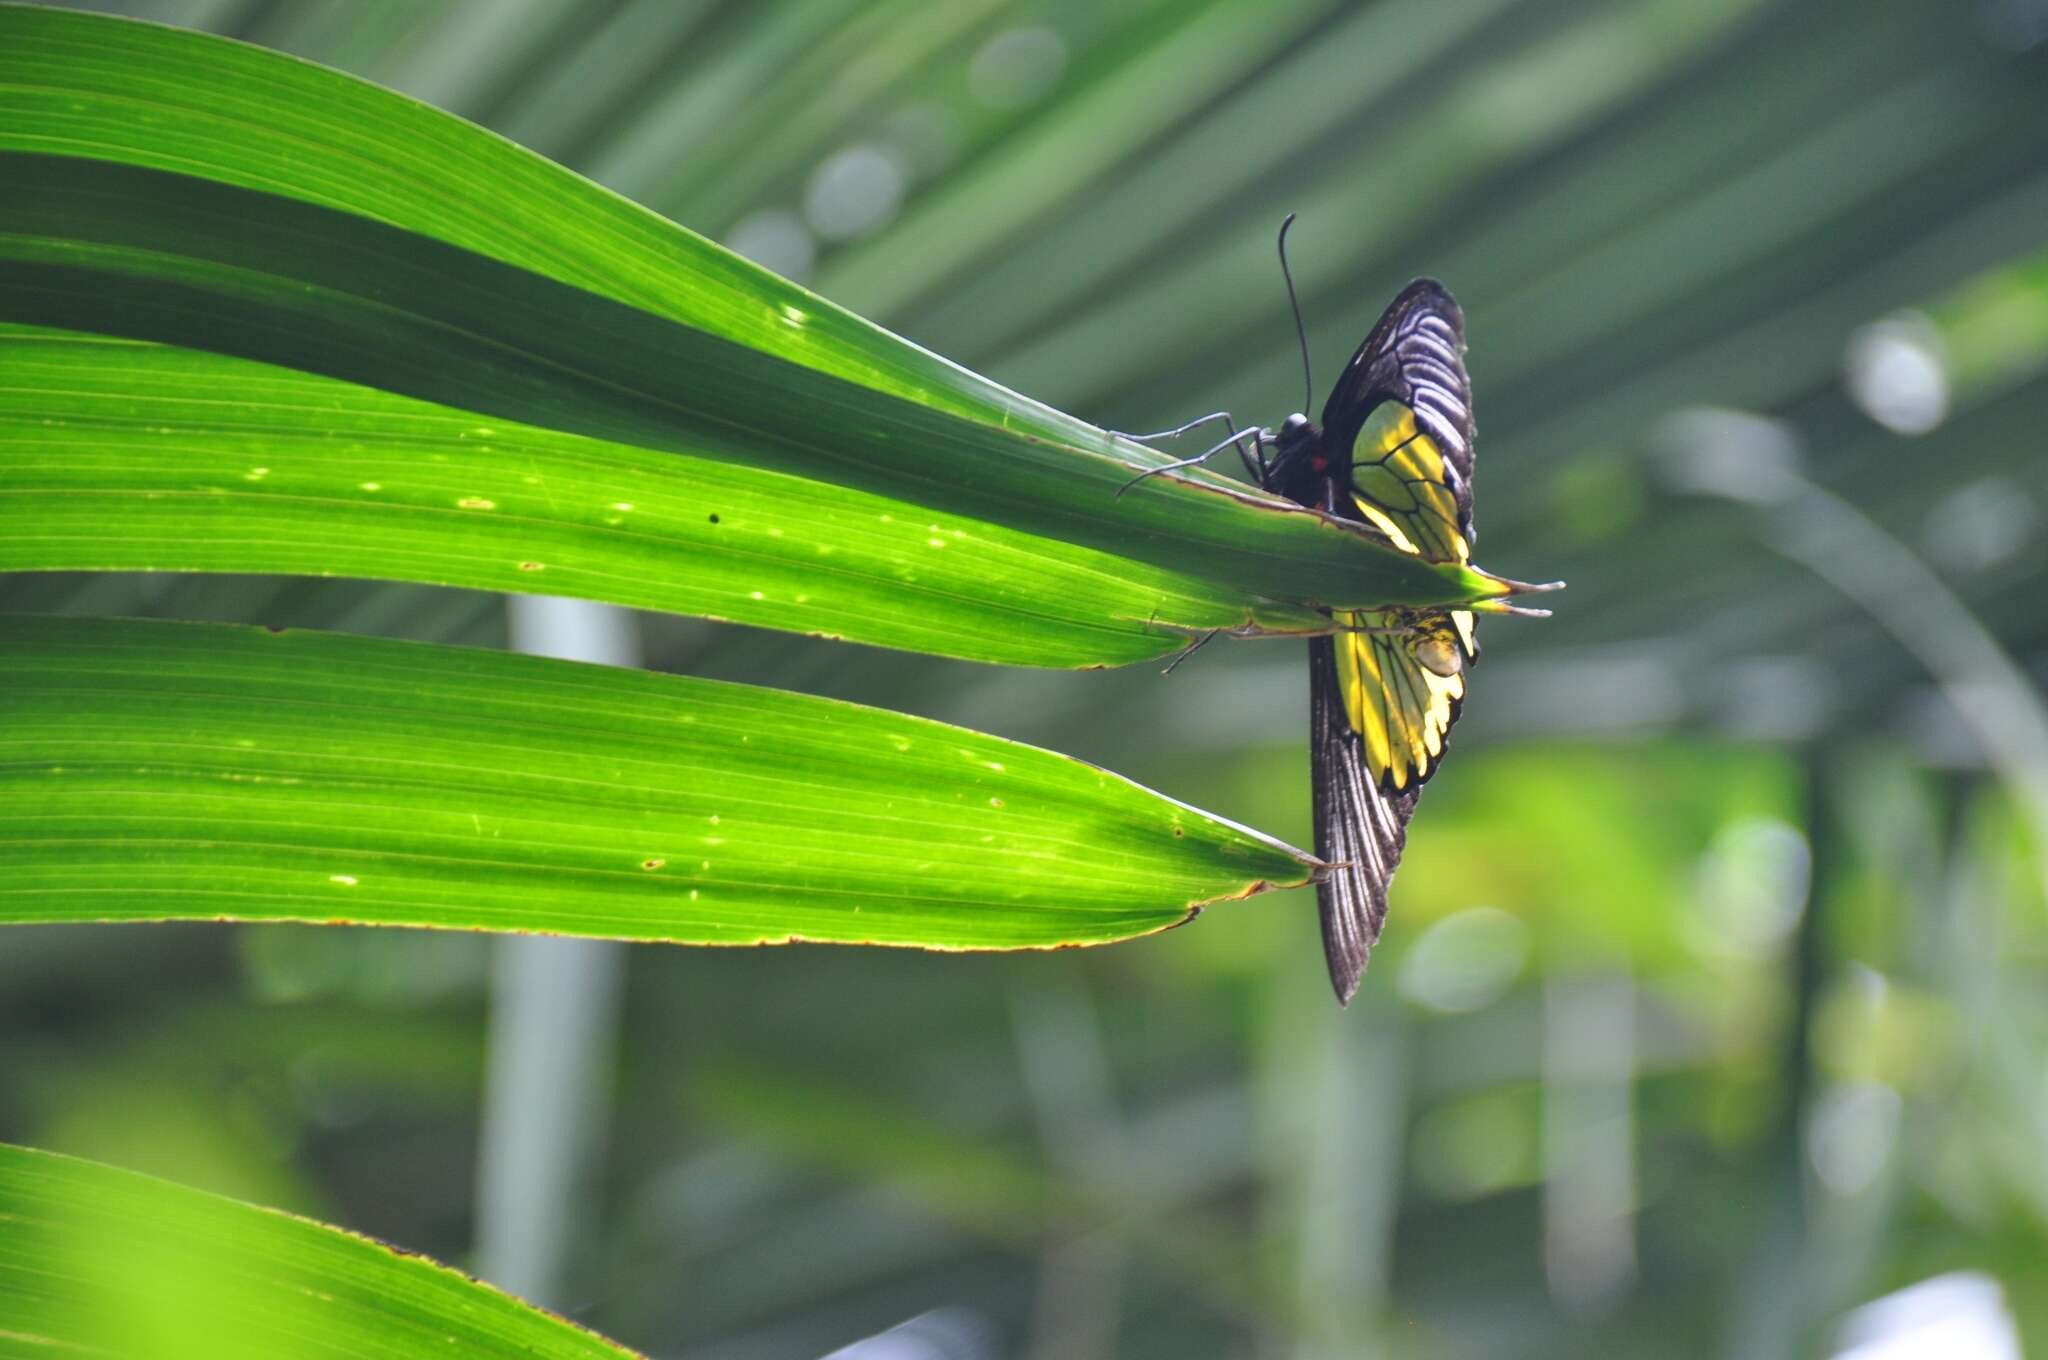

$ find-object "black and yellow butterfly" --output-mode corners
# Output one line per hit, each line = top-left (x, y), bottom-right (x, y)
(1257, 279), (1478, 1004)
(1119, 253), (1483, 1004)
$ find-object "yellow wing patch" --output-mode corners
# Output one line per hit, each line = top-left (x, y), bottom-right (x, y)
(1335, 403), (1476, 791)
(1349, 403), (1467, 564)
(1334, 608), (1467, 793)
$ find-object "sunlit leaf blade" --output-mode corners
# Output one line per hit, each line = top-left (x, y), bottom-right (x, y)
(0, 1142), (643, 1359)
(0, 616), (1313, 945)
(0, 6), (1531, 614)
(0, 324), (1327, 668)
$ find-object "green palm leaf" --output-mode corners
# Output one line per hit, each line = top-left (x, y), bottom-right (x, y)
(0, 1142), (645, 1358)
(0, 615), (1312, 946)
(0, 4), (1536, 664)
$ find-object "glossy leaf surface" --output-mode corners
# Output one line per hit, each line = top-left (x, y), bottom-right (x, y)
(0, 615), (1313, 946)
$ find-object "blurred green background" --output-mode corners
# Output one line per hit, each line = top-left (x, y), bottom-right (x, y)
(7, 0), (2048, 1355)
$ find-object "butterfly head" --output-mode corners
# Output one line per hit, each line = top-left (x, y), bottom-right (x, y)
(1275, 412), (1316, 450)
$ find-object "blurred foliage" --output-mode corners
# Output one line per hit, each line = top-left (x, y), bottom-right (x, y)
(4, 0), (2047, 1357)
(0, 1144), (643, 1359)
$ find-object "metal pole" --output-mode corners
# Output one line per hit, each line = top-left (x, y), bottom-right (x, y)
(473, 596), (638, 1306)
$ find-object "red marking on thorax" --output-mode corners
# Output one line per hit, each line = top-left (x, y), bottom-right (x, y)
(1311, 455), (1328, 471)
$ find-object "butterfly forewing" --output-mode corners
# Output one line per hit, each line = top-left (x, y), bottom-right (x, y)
(1320, 279), (1476, 547)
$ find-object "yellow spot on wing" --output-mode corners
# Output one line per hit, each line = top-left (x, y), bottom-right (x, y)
(1337, 618), (1393, 776)
(1353, 500), (1420, 555)
(1453, 610), (1478, 656)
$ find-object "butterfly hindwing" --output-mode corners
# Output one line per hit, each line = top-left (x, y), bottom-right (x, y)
(1330, 607), (1469, 794)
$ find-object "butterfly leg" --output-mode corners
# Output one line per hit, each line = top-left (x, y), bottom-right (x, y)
(1235, 416), (1270, 483)
(1114, 423), (1265, 499)
(1115, 413), (1265, 481)
(1159, 628), (1219, 675)
(1110, 411), (1238, 444)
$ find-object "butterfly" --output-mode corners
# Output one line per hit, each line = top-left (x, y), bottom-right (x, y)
(1258, 278), (1477, 1004)
(1117, 228), (1485, 1005)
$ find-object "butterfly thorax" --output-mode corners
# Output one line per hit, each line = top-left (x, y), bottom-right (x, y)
(1260, 412), (1331, 507)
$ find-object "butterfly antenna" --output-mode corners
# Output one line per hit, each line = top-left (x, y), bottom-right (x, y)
(1277, 213), (1312, 414)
